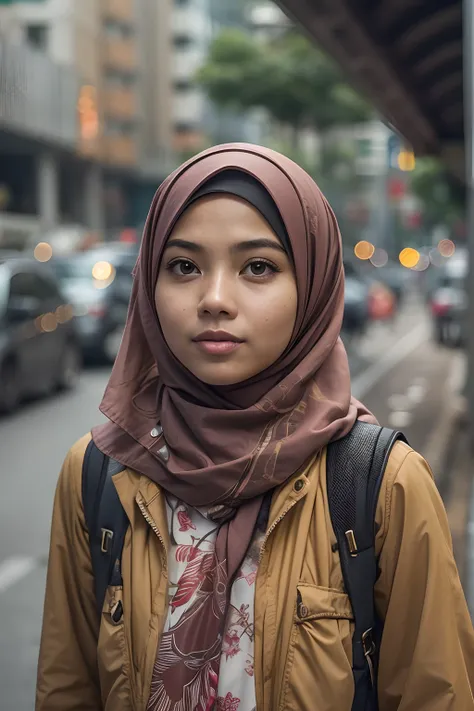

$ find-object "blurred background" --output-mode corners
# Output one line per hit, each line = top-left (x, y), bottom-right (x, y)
(0, 0), (472, 707)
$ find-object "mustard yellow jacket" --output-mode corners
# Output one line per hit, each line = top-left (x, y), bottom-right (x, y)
(36, 434), (474, 710)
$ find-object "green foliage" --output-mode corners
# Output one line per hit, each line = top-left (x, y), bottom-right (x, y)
(409, 157), (465, 229)
(198, 29), (372, 133)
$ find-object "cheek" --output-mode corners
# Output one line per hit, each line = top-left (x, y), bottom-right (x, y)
(154, 279), (189, 335)
(246, 280), (297, 341)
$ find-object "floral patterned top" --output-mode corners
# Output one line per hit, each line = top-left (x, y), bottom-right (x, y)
(146, 495), (267, 711)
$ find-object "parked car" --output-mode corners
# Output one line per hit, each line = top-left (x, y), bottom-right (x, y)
(377, 263), (409, 307)
(51, 243), (137, 362)
(429, 251), (468, 347)
(367, 280), (396, 321)
(343, 261), (370, 337)
(0, 253), (81, 413)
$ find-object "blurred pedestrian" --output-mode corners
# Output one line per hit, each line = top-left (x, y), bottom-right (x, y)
(36, 144), (474, 711)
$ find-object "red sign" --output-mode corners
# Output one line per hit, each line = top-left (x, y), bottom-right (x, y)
(387, 177), (405, 200)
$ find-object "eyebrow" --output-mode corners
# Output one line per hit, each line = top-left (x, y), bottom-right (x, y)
(164, 237), (286, 254)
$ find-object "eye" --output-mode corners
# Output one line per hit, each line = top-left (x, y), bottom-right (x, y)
(167, 259), (200, 277)
(242, 259), (281, 278)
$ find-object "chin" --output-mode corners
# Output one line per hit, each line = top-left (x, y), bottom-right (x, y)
(190, 365), (254, 387)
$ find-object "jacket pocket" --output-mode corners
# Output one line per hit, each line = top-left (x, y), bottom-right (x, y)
(97, 585), (132, 710)
(280, 584), (355, 711)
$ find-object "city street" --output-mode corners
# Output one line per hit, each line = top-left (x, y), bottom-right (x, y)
(0, 297), (465, 710)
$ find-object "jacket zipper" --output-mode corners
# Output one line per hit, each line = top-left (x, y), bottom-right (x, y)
(258, 498), (300, 563)
(136, 493), (168, 569)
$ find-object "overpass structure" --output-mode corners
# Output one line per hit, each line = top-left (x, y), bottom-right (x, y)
(276, 0), (464, 180)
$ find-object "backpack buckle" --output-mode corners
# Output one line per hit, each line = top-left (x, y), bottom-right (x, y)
(101, 528), (114, 553)
(345, 529), (358, 556)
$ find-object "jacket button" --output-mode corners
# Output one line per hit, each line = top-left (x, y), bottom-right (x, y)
(294, 479), (304, 492)
(299, 603), (309, 618)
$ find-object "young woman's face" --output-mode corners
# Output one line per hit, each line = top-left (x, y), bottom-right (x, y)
(155, 195), (297, 386)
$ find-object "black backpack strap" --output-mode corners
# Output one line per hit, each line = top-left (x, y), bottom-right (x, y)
(82, 439), (128, 618)
(327, 421), (407, 711)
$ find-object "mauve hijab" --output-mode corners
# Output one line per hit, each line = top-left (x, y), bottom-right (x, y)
(93, 143), (374, 510)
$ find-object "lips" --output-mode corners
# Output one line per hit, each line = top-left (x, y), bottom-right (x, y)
(192, 330), (244, 356)
(192, 330), (244, 343)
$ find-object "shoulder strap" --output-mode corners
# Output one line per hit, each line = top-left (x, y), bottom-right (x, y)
(327, 421), (407, 711)
(82, 439), (128, 618)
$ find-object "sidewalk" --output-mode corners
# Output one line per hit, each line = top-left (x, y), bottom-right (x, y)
(348, 296), (464, 482)
(353, 306), (473, 609)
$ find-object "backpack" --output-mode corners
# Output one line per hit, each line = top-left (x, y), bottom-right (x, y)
(82, 420), (407, 710)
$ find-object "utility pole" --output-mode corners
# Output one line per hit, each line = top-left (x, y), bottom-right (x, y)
(463, 0), (474, 617)
(464, 0), (474, 441)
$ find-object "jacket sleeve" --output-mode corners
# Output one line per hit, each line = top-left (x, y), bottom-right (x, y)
(36, 435), (102, 711)
(375, 447), (474, 710)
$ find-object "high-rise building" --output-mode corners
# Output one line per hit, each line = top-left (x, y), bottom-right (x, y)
(0, 0), (175, 240)
(170, 0), (211, 154)
(170, 0), (264, 154)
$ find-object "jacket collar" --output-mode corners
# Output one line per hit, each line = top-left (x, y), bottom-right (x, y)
(113, 451), (322, 543)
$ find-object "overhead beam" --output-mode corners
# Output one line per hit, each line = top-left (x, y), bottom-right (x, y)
(275, 0), (440, 155)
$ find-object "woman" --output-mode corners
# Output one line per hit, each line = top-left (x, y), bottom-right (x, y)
(36, 144), (474, 711)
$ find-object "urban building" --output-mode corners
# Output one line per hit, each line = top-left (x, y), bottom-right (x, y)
(0, 0), (175, 246)
(170, 0), (265, 154)
(171, 0), (211, 154)
(0, 0), (275, 247)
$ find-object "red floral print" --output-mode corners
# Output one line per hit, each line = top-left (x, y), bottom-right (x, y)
(244, 659), (254, 677)
(170, 551), (215, 612)
(197, 668), (218, 711)
(222, 630), (241, 659)
(177, 508), (196, 532)
(217, 692), (241, 710)
(147, 494), (265, 711)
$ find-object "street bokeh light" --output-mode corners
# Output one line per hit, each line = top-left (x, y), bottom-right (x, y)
(399, 247), (420, 269)
(354, 240), (375, 260)
(34, 242), (53, 262)
(438, 239), (456, 258)
(370, 248), (389, 268)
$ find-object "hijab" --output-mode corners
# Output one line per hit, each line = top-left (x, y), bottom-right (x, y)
(187, 168), (292, 256)
(93, 143), (373, 509)
(93, 143), (375, 707)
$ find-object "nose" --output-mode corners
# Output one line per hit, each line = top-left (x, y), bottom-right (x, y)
(197, 270), (238, 320)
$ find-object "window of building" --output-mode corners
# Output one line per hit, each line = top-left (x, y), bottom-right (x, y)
(25, 24), (48, 51)
(103, 20), (134, 39)
(105, 119), (135, 136)
(174, 79), (192, 91)
(173, 33), (193, 48)
(105, 72), (135, 89)
(174, 121), (196, 134)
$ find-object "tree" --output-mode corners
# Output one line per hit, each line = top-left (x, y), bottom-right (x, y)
(197, 29), (372, 144)
(409, 157), (465, 233)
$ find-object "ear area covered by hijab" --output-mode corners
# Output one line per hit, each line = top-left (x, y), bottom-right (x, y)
(93, 142), (375, 511)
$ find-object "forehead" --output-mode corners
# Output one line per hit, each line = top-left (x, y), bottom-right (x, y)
(169, 195), (280, 241)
